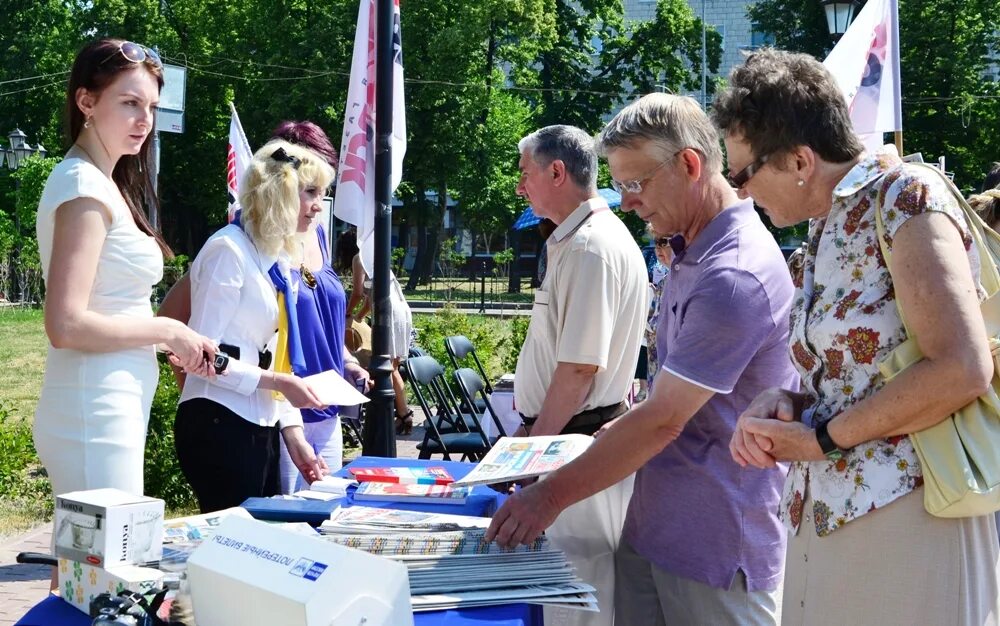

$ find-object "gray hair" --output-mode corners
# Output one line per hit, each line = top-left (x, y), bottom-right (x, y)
(518, 125), (598, 190)
(596, 93), (723, 174)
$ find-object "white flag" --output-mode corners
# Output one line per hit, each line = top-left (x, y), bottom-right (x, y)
(333, 0), (407, 275)
(226, 102), (253, 223)
(823, 0), (901, 151)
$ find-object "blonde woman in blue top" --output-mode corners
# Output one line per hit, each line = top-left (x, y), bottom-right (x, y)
(174, 139), (330, 513)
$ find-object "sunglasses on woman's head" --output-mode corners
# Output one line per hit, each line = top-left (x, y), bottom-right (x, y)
(655, 237), (671, 248)
(100, 42), (162, 69)
(270, 147), (302, 169)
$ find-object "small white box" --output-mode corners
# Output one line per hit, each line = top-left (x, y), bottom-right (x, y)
(187, 515), (413, 626)
(54, 488), (164, 568)
(57, 557), (164, 615)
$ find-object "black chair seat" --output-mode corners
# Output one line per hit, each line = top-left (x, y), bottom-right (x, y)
(417, 432), (491, 454)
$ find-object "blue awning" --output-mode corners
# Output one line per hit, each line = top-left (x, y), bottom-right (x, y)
(511, 188), (622, 231)
(598, 187), (622, 208)
(512, 206), (542, 231)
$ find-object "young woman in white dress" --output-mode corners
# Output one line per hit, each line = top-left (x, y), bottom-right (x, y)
(34, 40), (217, 589)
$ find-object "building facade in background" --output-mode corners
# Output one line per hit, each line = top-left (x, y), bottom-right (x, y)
(624, 0), (771, 87)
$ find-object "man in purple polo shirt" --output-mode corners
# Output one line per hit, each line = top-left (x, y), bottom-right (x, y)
(487, 93), (797, 625)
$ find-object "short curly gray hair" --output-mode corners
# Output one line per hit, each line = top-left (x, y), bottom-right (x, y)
(711, 48), (863, 166)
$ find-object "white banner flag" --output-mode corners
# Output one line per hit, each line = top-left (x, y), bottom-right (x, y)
(823, 0), (901, 151)
(333, 0), (407, 275)
(226, 102), (254, 223)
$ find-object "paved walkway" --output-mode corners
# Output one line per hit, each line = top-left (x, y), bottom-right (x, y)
(0, 428), (427, 625)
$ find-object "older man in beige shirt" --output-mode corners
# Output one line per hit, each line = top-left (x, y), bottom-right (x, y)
(513, 125), (647, 626)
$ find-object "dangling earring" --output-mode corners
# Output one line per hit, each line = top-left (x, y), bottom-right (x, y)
(797, 180), (805, 187)
(84, 115), (93, 129)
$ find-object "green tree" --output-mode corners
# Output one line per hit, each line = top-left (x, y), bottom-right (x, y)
(747, 0), (1000, 191)
(401, 0), (554, 289)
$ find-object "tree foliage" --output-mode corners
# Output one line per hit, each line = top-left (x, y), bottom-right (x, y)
(0, 0), (724, 278)
(747, 0), (1000, 191)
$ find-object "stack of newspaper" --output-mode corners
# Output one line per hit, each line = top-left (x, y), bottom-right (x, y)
(319, 506), (597, 612)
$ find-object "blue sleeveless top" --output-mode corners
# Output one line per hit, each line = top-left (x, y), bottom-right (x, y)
(269, 225), (346, 423)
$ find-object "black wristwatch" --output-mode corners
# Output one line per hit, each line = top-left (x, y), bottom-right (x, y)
(815, 420), (848, 461)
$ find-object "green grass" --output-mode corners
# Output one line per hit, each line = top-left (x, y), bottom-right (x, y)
(400, 276), (536, 304)
(0, 307), (47, 422)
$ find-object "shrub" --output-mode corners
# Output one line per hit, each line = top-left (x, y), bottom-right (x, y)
(412, 307), (524, 386)
(0, 403), (51, 510)
(500, 315), (530, 373)
(144, 358), (197, 510)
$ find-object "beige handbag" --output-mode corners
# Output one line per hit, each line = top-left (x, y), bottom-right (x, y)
(345, 318), (372, 368)
(876, 162), (1000, 518)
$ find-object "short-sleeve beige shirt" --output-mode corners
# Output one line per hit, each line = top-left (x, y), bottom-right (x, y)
(514, 197), (649, 417)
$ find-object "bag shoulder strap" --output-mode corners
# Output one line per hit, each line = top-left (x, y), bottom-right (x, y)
(875, 162), (1000, 337)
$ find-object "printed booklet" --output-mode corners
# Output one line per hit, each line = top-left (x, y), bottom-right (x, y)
(349, 466), (455, 485)
(453, 435), (593, 486)
(354, 481), (471, 504)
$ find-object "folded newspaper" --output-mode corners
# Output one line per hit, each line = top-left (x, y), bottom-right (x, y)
(453, 434), (593, 486)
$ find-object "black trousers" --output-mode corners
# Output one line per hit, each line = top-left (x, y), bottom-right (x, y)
(174, 398), (280, 514)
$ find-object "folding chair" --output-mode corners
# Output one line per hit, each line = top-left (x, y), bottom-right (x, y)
(340, 403), (365, 448)
(404, 356), (491, 461)
(444, 335), (493, 414)
(453, 367), (509, 443)
(444, 335), (493, 394)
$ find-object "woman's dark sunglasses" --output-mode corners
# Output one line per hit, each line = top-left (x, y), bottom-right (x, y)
(100, 42), (162, 69)
(727, 153), (769, 190)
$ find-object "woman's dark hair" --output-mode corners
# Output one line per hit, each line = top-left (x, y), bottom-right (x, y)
(334, 229), (358, 272)
(65, 39), (170, 257)
(271, 121), (338, 169)
(712, 48), (864, 167)
(982, 162), (1000, 193)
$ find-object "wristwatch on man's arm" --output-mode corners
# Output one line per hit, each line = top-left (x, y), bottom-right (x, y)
(815, 419), (849, 461)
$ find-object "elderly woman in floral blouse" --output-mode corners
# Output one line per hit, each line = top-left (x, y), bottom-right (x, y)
(715, 49), (1000, 625)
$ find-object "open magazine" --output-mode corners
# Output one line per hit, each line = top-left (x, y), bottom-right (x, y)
(452, 435), (593, 486)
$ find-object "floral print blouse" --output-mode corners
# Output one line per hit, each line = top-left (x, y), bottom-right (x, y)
(780, 145), (980, 536)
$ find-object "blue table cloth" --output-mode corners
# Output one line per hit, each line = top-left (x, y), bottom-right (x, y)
(15, 457), (541, 626)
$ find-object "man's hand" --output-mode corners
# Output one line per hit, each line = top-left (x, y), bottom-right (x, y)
(485, 480), (563, 548)
(737, 418), (826, 465)
(730, 387), (808, 468)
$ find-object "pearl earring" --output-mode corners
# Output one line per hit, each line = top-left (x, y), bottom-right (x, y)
(797, 180), (805, 187)
(84, 116), (93, 129)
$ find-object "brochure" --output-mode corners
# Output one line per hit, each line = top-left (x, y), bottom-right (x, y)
(354, 481), (471, 505)
(452, 435), (593, 486)
(349, 466), (455, 485)
(302, 369), (370, 407)
(320, 506), (490, 535)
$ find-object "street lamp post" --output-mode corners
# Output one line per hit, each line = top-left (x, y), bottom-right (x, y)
(1, 127), (45, 302)
(2, 128), (44, 172)
(820, 0), (860, 41)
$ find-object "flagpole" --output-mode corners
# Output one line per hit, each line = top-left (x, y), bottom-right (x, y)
(363, 0), (399, 458)
(894, 130), (903, 155)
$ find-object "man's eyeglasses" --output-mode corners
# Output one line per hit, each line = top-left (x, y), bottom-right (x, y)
(611, 149), (685, 195)
(100, 42), (162, 69)
(727, 153), (769, 190)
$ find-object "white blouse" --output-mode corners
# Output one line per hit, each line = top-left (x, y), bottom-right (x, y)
(180, 224), (300, 428)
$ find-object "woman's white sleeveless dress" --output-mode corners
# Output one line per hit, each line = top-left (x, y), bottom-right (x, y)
(33, 157), (163, 498)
